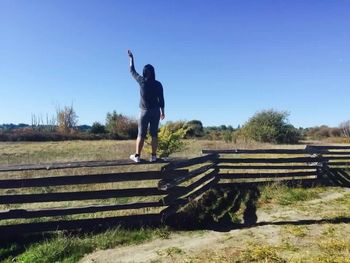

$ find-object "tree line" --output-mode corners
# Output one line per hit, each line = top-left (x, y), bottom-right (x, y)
(0, 106), (349, 144)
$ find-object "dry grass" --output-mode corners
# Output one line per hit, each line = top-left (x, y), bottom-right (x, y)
(0, 139), (307, 166)
(0, 140), (135, 165)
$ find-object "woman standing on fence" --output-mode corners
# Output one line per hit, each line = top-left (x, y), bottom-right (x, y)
(127, 50), (165, 163)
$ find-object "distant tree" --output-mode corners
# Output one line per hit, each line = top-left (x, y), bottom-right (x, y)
(220, 125), (227, 131)
(185, 120), (204, 137)
(227, 125), (234, 132)
(90, 122), (106, 134)
(340, 120), (350, 137)
(105, 111), (138, 139)
(31, 113), (56, 132)
(239, 109), (300, 144)
(77, 125), (92, 132)
(56, 105), (78, 133)
(330, 127), (342, 137)
(305, 125), (342, 139)
(106, 111), (120, 136)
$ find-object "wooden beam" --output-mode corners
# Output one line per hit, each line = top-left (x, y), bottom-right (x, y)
(0, 170), (187, 189)
(161, 177), (219, 220)
(322, 156), (350, 160)
(0, 201), (163, 220)
(217, 165), (317, 170)
(0, 214), (161, 237)
(327, 162), (350, 166)
(163, 174), (218, 205)
(219, 157), (322, 164)
(0, 187), (165, 204)
(0, 158), (185, 172)
(202, 149), (309, 154)
(308, 145), (350, 150)
(182, 170), (218, 194)
(159, 163), (215, 190)
(161, 153), (218, 171)
(218, 171), (316, 179)
(217, 178), (319, 188)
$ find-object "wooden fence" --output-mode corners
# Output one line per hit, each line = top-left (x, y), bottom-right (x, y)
(0, 145), (349, 237)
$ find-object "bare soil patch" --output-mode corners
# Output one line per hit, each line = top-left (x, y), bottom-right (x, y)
(80, 187), (350, 263)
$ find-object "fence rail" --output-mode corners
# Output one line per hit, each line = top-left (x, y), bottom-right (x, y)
(0, 144), (349, 237)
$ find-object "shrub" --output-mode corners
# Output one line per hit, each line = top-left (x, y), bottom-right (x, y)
(90, 122), (106, 134)
(203, 125), (236, 141)
(105, 111), (138, 139)
(223, 130), (234, 143)
(306, 126), (342, 139)
(164, 121), (187, 132)
(0, 128), (99, 141)
(238, 109), (300, 144)
(146, 125), (186, 158)
(185, 120), (204, 138)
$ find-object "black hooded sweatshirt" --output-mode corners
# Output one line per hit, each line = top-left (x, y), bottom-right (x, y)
(130, 64), (165, 111)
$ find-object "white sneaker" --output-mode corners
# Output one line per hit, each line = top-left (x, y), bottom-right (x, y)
(130, 154), (140, 163)
(150, 155), (157, 162)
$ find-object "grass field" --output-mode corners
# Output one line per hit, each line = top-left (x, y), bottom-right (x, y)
(0, 139), (350, 262)
(0, 139), (302, 165)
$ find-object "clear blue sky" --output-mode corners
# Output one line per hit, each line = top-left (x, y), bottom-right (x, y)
(1, 0), (349, 128)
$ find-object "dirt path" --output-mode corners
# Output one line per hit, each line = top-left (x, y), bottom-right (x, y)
(79, 187), (350, 263)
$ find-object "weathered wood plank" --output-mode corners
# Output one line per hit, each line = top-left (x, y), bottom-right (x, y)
(0, 187), (165, 204)
(321, 152), (350, 155)
(0, 201), (163, 220)
(0, 214), (161, 237)
(161, 176), (219, 219)
(219, 157), (322, 164)
(308, 145), (350, 150)
(218, 171), (316, 179)
(182, 170), (218, 194)
(0, 158), (184, 172)
(327, 162), (350, 167)
(163, 173), (218, 205)
(203, 148), (350, 155)
(159, 163), (215, 190)
(217, 178), (319, 188)
(0, 170), (187, 189)
(202, 149), (309, 154)
(162, 169), (218, 199)
(218, 165), (317, 170)
(321, 156), (350, 160)
(161, 153), (218, 171)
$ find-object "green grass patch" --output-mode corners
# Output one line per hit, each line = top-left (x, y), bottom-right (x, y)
(259, 183), (325, 206)
(1, 226), (170, 263)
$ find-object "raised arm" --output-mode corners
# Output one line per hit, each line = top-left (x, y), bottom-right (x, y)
(128, 50), (142, 83)
(128, 50), (134, 67)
